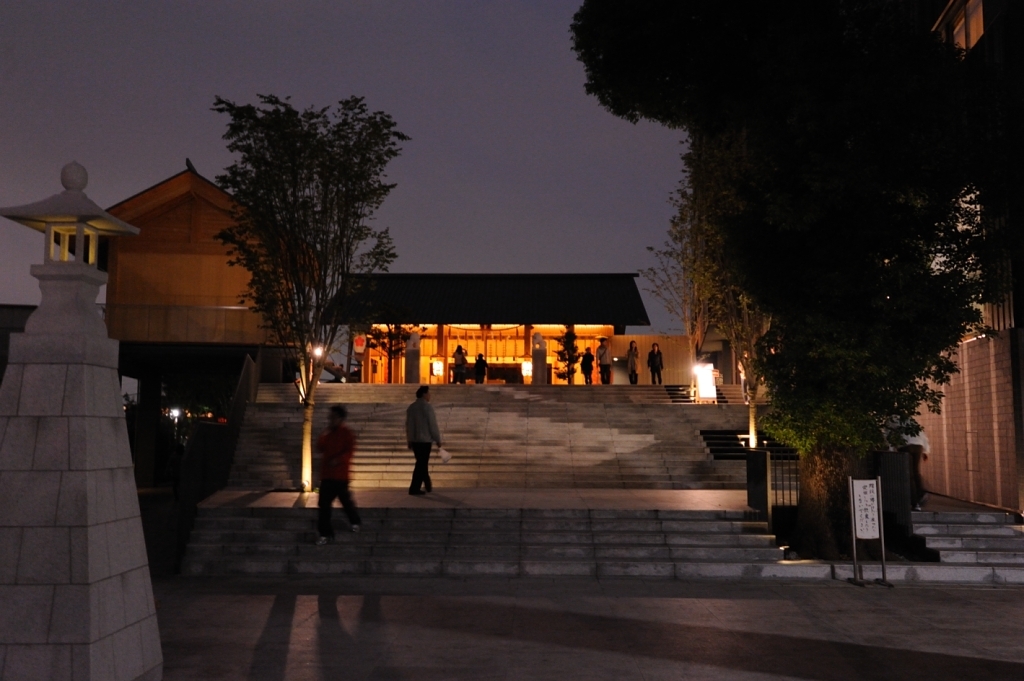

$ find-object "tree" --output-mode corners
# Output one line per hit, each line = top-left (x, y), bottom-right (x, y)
(641, 194), (709, 398)
(366, 323), (420, 384)
(653, 139), (771, 446)
(214, 94), (406, 490)
(573, 1), (1005, 557)
(554, 326), (581, 384)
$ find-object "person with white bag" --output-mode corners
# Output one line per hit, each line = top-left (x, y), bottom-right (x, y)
(406, 385), (443, 495)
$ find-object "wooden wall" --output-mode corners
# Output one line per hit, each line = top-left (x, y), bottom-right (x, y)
(104, 170), (267, 344)
(610, 334), (693, 385)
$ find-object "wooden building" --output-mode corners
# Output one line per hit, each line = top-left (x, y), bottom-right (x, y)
(103, 165), (266, 487)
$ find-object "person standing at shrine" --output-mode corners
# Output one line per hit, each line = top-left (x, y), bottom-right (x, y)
(315, 405), (362, 544)
(648, 343), (664, 385)
(474, 353), (488, 384)
(406, 385), (443, 495)
(597, 338), (612, 384)
(580, 347), (595, 385)
(452, 345), (468, 384)
(626, 340), (640, 385)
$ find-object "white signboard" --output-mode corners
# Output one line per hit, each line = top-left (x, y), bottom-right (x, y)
(693, 363), (717, 400)
(851, 479), (880, 540)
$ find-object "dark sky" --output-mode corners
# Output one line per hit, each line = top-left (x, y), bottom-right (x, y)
(0, 1), (685, 331)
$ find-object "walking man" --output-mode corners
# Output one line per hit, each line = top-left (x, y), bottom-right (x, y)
(316, 405), (361, 544)
(597, 338), (612, 385)
(406, 385), (443, 495)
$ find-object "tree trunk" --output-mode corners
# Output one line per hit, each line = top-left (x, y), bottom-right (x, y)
(344, 326), (354, 377)
(300, 385), (317, 492)
(795, 447), (866, 559)
(746, 383), (758, 448)
(689, 337), (698, 399)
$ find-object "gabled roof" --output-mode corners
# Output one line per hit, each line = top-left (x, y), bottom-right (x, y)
(106, 167), (233, 222)
(360, 273), (650, 326)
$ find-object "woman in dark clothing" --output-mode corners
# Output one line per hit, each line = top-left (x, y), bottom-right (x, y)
(474, 353), (488, 384)
(648, 343), (664, 385)
(580, 348), (595, 385)
(626, 340), (640, 385)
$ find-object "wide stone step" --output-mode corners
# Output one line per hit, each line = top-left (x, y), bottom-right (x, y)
(925, 536), (1024, 550)
(936, 550), (1024, 565)
(181, 504), (780, 577)
(232, 384), (751, 489)
(180, 554), (805, 578)
(914, 523), (1024, 537)
(912, 511), (1020, 525)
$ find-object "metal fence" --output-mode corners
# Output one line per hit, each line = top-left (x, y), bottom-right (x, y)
(747, 450), (800, 531)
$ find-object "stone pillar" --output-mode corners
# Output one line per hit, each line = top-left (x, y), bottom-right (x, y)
(531, 332), (547, 386)
(405, 332), (421, 385)
(0, 262), (163, 681)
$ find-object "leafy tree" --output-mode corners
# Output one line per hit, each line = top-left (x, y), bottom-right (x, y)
(678, 141), (770, 444)
(214, 94), (406, 490)
(573, 1), (1005, 557)
(554, 325), (581, 384)
(641, 196), (709, 397)
(644, 137), (770, 445)
(366, 323), (421, 384)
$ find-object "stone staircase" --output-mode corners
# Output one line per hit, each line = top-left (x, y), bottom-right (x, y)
(253, 383), (677, 404)
(181, 506), (783, 577)
(912, 509), (1024, 566)
(228, 384), (749, 491)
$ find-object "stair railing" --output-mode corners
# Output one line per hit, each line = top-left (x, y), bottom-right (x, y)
(747, 449), (800, 533)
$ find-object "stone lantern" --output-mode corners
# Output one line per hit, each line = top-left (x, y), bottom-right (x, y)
(0, 163), (162, 680)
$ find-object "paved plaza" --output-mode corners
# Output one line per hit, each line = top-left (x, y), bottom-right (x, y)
(152, 575), (1023, 681)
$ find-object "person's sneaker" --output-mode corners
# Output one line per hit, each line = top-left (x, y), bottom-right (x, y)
(409, 489), (426, 496)
(351, 525), (361, 533)
(315, 536), (330, 546)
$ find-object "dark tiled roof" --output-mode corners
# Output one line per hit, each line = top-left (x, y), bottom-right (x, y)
(360, 273), (650, 326)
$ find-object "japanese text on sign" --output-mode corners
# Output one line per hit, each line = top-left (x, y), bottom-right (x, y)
(852, 479), (880, 539)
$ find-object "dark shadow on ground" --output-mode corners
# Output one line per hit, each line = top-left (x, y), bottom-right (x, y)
(155, 576), (1024, 681)
(247, 593), (297, 681)
(383, 595), (1024, 681)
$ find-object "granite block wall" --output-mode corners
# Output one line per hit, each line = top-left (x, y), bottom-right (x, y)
(917, 330), (1023, 512)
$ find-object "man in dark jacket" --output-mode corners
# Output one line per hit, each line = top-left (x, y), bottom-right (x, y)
(316, 405), (362, 544)
(406, 385), (443, 495)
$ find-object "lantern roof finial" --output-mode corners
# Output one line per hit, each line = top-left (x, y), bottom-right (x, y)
(61, 161), (88, 192)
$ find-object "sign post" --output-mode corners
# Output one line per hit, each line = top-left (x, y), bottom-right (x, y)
(848, 476), (894, 588)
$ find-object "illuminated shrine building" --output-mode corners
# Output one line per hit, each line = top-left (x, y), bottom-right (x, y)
(354, 273), (653, 385)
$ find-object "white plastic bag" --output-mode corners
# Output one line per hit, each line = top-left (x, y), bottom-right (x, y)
(438, 447), (452, 464)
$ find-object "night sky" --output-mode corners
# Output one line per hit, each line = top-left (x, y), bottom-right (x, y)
(0, 1), (685, 331)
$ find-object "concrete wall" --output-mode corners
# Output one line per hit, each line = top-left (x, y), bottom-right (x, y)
(917, 330), (1024, 512)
